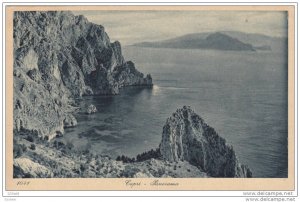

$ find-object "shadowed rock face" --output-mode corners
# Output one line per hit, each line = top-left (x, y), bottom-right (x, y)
(13, 11), (152, 139)
(14, 11), (152, 95)
(160, 106), (252, 178)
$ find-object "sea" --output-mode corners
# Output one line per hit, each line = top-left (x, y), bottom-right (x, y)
(63, 46), (288, 178)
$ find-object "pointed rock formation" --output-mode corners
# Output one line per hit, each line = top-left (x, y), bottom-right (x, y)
(160, 106), (252, 178)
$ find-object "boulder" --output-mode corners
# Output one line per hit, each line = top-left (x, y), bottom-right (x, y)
(26, 68), (41, 82)
(86, 104), (97, 114)
(144, 74), (153, 86)
(63, 114), (78, 128)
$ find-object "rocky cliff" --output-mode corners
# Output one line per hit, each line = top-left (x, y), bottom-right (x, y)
(160, 106), (252, 178)
(13, 11), (152, 139)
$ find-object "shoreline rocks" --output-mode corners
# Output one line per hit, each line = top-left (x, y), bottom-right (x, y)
(63, 114), (78, 128)
(86, 104), (97, 114)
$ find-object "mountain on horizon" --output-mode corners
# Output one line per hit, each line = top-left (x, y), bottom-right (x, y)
(132, 31), (287, 51)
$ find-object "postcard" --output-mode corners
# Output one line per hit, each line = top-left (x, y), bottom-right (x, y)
(4, 4), (296, 192)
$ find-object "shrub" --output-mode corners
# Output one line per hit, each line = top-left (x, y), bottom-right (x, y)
(66, 142), (74, 150)
(21, 130), (39, 143)
(80, 163), (89, 173)
(86, 154), (93, 163)
(53, 140), (65, 149)
(157, 167), (165, 176)
(116, 155), (135, 163)
(30, 144), (36, 150)
(136, 148), (161, 162)
(26, 135), (34, 142)
(82, 149), (90, 155)
(13, 144), (27, 158)
(121, 166), (140, 177)
(95, 159), (102, 166)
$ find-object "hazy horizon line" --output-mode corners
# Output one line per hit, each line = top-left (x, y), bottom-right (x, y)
(124, 30), (286, 46)
(73, 10), (288, 45)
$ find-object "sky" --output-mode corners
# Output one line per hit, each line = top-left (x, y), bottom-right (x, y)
(73, 10), (288, 45)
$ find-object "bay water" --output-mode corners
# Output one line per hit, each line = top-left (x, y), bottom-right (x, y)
(64, 46), (288, 178)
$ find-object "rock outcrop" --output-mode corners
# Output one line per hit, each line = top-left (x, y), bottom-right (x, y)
(13, 11), (152, 139)
(86, 104), (97, 114)
(63, 114), (78, 128)
(160, 106), (252, 178)
(13, 157), (53, 178)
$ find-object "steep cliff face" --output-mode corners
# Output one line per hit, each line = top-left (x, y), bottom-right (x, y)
(13, 11), (152, 139)
(160, 106), (252, 178)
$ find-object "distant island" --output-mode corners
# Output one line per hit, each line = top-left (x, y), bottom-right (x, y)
(132, 31), (287, 51)
(133, 32), (255, 51)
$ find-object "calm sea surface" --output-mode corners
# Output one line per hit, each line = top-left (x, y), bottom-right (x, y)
(64, 46), (288, 178)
